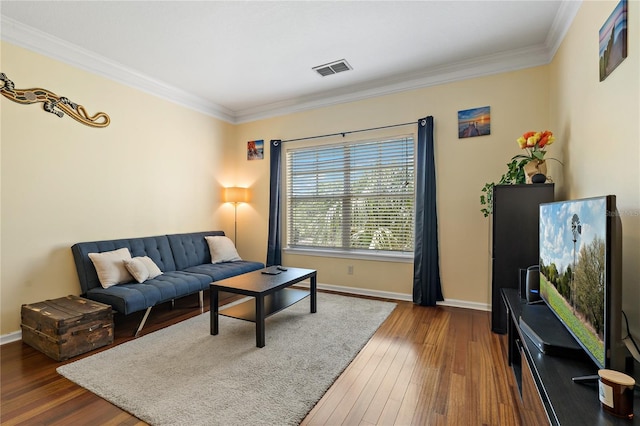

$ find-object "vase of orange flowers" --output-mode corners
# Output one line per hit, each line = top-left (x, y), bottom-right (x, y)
(479, 130), (561, 216)
(512, 130), (559, 183)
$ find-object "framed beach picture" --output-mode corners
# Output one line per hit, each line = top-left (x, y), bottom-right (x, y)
(458, 106), (490, 138)
(599, 0), (627, 82)
(247, 140), (264, 160)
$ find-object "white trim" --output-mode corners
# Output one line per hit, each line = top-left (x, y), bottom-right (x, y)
(299, 281), (413, 302)
(296, 281), (490, 312)
(1, 17), (236, 123)
(284, 248), (413, 264)
(219, 296), (252, 310)
(1, 330), (22, 345)
(437, 298), (491, 312)
(1, 2), (581, 125)
(545, 0), (582, 60)
(235, 44), (551, 123)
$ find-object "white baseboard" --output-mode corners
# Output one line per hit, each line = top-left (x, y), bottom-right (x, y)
(1, 330), (22, 345)
(0, 285), (490, 345)
(296, 281), (491, 312)
(437, 298), (491, 312)
(304, 282), (413, 302)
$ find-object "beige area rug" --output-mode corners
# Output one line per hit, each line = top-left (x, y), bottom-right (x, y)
(57, 292), (396, 426)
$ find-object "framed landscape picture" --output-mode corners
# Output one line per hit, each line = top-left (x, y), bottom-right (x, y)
(458, 106), (490, 139)
(599, 0), (628, 82)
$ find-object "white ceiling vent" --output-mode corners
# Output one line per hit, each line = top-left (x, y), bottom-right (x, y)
(312, 59), (352, 77)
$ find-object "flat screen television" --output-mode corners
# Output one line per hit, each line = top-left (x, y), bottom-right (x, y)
(537, 195), (626, 373)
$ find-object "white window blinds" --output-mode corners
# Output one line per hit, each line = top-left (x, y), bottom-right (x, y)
(286, 136), (415, 254)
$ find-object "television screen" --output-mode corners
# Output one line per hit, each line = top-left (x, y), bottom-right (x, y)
(538, 195), (622, 369)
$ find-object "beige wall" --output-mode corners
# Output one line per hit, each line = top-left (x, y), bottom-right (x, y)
(234, 67), (551, 306)
(549, 0), (640, 335)
(1, 41), (552, 336)
(2, 0), (636, 339)
(1, 42), (236, 335)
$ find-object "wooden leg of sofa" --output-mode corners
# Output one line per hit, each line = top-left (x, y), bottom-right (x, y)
(199, 290), (204, 314)
(134, 307), (152, 337)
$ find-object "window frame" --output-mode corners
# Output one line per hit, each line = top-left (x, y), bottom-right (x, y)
(282, 133), (416, 262)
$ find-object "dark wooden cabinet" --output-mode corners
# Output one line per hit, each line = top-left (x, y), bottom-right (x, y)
(491, 183), (554, 333)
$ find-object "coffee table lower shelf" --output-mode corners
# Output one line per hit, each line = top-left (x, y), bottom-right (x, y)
(220, 288), (309, 322)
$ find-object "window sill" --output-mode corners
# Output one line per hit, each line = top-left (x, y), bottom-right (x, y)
(283, 247), (413, 263)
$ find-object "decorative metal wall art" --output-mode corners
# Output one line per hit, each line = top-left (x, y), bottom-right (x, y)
(0, 73), (110, 128)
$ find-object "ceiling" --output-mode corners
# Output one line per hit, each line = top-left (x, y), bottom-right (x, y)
(1, 1), (581, 123)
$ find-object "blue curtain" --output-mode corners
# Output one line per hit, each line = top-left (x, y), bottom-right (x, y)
(266, 140), (282, 266)
(413, 117), (443, 306)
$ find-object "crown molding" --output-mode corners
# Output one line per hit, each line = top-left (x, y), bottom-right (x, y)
(1, 17), (236, 123)
(235, 2), (581, 124)
(235, 43), (551, 123)
(2, 1), (580, 125)
(545, 0), (582, 59)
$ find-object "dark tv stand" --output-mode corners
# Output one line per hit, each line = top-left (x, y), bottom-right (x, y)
(501, 288), (639, 425)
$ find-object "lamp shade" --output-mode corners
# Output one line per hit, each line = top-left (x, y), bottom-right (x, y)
(224, 187), (250, 203)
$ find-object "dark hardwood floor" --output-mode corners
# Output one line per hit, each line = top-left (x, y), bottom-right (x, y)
(1, 291), (523, 425)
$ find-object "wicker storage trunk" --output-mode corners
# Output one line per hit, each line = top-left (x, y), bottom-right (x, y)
(21, 295), (113, 361)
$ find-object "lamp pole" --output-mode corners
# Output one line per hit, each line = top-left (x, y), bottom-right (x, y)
(224, 186), (249, 247)
(233, 202), (239, 246)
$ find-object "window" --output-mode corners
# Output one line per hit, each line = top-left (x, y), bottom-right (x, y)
(285, 136), (414, 257)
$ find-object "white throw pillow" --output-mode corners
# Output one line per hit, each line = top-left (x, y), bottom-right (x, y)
(124, 256), (163, 283)
(88, 248), (134, 288)
(139, 256), (163, 279)
(123, 258), (149, 283)
(205, 236), (242, 263)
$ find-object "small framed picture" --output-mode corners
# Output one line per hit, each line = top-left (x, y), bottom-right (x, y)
(458, 106), (490, 139)
(247, 140), (264, 160)
(599, 0), (627, 82)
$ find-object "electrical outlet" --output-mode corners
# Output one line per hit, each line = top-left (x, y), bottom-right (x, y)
(347, 265), (354, 275)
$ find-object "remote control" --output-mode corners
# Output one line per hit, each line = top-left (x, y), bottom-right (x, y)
(276, 266), (288, 271)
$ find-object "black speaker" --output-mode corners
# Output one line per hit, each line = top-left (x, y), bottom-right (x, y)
(519, 268), (528, 299)
(526, 265), (541, 303)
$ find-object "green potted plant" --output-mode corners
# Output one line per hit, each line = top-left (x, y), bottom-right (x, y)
(479, 158), (528, 217)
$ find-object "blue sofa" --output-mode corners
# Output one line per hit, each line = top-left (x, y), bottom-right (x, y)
(71, 230), (264, 335)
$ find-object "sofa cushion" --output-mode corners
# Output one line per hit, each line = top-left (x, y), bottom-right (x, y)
(142, 271), (211, 298)
(72, 235), (176, 294)
(86, 283), (162, 315)
(205, 236), (242, 263)
(183, 260), (264, 282)
(88, 248), (134, 288)
(85, 270), (212, 314)
(167, 231), (225, 270)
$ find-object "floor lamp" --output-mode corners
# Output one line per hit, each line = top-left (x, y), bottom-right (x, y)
(224, 187), (250, 246)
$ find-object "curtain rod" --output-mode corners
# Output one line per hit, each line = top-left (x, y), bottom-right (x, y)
(281, 121), (415, 143)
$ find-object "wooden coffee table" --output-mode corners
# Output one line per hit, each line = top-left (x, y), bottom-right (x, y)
(210, 267), (317, 347)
